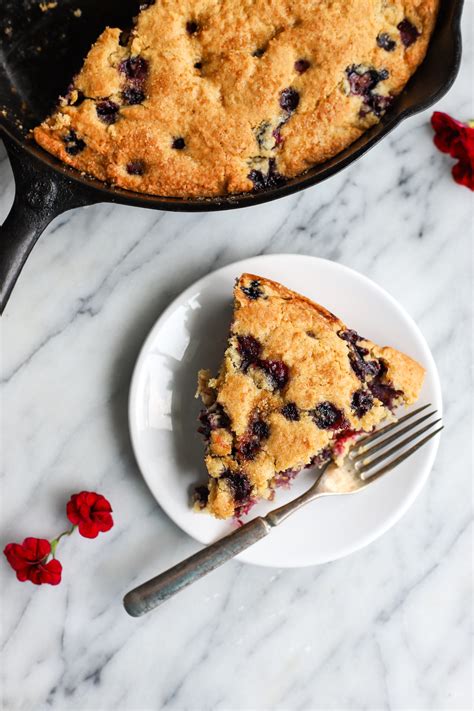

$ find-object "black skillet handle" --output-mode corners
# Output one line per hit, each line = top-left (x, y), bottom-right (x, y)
(0, 134), (97, 314)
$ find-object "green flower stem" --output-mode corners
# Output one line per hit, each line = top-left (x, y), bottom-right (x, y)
(50, 526), (76, 558)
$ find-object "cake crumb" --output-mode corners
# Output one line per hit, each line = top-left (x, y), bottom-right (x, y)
(39, 2), (58, 12)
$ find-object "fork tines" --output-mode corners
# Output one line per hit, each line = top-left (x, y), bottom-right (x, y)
(349, 404), (443, 481)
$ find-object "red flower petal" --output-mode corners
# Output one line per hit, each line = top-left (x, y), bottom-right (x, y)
(3, 538), (61, 585)
(66, 491), (114, 538)
(431, 111), (467, 155)
(4, 538), (51, 570)
(4, 543), (26, 571)
(432, 111), (474, 190)
(452, 158), (474, 190)
(77, 519), (100, 539)
(27, 558), (62, 586)
(23, 537), (51, 561)
(40, 559), (62, 585)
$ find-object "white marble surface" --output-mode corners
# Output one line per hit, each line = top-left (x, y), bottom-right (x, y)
(1, 6), (473, 709)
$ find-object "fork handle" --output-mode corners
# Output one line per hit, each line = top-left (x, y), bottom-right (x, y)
(123, 517), (272, 617)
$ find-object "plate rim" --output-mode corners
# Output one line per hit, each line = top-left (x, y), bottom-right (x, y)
(128, 254), (443, 568)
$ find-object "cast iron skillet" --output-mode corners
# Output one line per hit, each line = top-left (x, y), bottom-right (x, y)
(0, 0), (463, 313)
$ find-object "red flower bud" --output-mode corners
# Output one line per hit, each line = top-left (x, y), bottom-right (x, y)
(431, 111), (474, 190)
(3, 538), (62, 585)
(66, 491), (114, 539)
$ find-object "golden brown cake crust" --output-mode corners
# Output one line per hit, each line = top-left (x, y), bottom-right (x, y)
(196, 273), (425, 519)
(34, 0), (439, 197)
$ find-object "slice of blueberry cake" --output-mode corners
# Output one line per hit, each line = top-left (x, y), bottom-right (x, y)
(33, 1), (439, 197)
(195, 274), (425, 519)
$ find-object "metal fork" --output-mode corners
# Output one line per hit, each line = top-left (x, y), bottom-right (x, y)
(123, 404), (442, 617)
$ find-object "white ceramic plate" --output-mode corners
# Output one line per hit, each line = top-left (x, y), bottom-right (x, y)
(129, 255), (442, 568)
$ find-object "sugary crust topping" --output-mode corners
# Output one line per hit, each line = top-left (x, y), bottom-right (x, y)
(216, 371), (263, 436)
(33, 0), (439, 197)
(265, 412), (329, 473)
(196, 273), (425, 519)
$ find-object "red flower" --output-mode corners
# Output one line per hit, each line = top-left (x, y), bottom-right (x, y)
(3, 538), (62, 585)
(431, 111), (465, 154)
(452, 156), (474, 191)
(431, 111), (474, 190)
(66, 491), (114, 538)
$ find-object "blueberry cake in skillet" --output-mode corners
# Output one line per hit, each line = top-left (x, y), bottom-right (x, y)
(34, 0), (439, 197)
(195, 274), (425, 519)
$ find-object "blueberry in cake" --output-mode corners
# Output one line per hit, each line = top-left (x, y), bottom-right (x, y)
(34, 1), (439, 197)
(195, 274), (425, 519)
